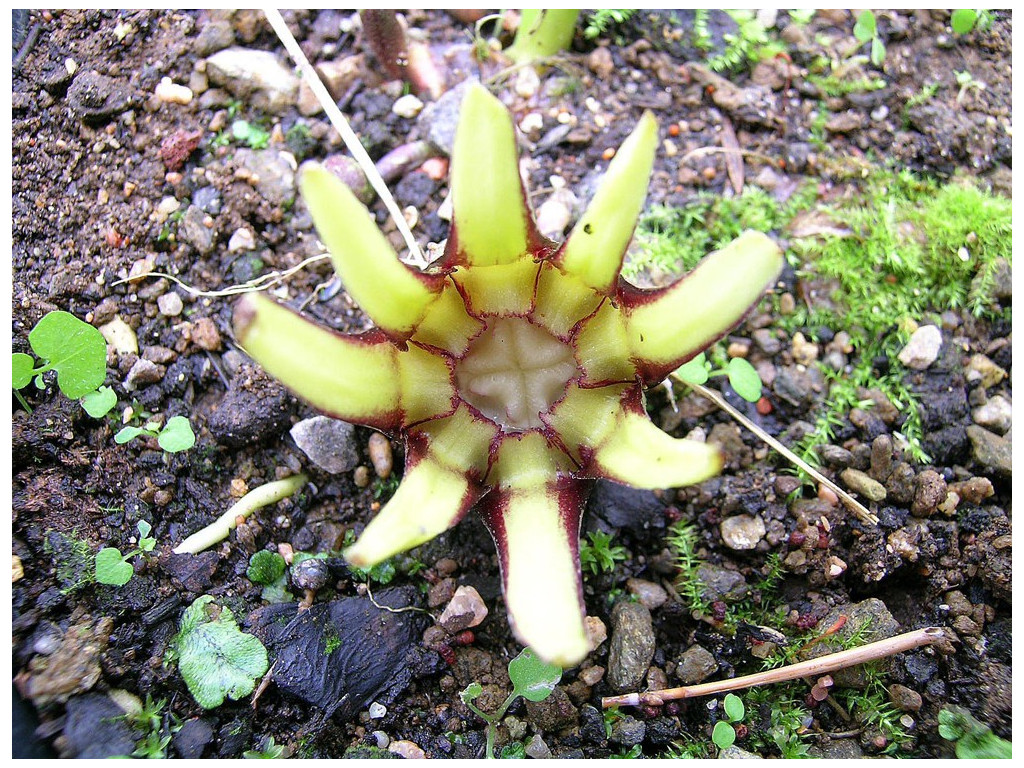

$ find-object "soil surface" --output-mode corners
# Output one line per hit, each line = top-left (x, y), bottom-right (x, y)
(11, 9), (1012, 759)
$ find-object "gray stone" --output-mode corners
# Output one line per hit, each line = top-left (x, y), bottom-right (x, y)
(205, 47), (299, 113)
(179, 205), (216, 254)
(972, 395), (1012, 434)
(719, 745), (764, 759)
(606, 601), (656, 693)
(675, 644), (718, 684)
(125, 358), (165, 389)
(720, 514), (766, 551)
(525, 734), (552, 759)
(609, 714), (646, 746)
(236, 148), (296, 206)
(524, 685), (578, 731)
(897, 324), (943, 370)
(158, 291), (184, 317)
(626, 577), (668, 610)
(801, 598), (898, 688)
(418, 79), (473, 155)
(193, 19), (235, 57)
(911, 469), (947, 517)
(773, 365), (815, 407)
(695, 563), (749, 603)
(967, 425), (1012, 476)
(66, 70), (135, 125)
(290, 416), (359, 474)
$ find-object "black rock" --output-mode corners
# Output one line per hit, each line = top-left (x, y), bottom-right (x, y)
(587, 479), (665, 533)
(394, 171), (439, 208)
(208, 363), (295, 448)
(61, 694), (137, 758)
(252, 587), (428, 720)
(217, 718), (252, 758)
(173, 717), (215, 759)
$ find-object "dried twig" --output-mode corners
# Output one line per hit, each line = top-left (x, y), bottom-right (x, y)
(677, 377), (879, 526)
(264, 8), (426, 266)
(601, 626), (944, 709)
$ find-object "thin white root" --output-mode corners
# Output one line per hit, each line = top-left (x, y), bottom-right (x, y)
(173, 474), (308, 555)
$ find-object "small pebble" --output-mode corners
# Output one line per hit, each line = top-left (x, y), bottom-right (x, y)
(438, 585), (488, 632)
(291, 557), (329, 591)
(367, 433), (393, 479)
(897, 324), (942, 370)
(190, 317), (222, 351)
(228, 227), (256, 252)
(388, 740), (425, 759)
(392, 93), (424, 119)
(155, 76), (193, 105)
(157, 292), (184, 317)
(720, 514), (766, 550)
(367, 701), (387, 719)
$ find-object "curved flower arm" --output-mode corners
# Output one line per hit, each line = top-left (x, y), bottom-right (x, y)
(233, 293), (403, 431)
(299, 163), (444, 340)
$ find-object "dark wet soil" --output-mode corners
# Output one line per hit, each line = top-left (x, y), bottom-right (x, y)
(11, 9), (1011, 759)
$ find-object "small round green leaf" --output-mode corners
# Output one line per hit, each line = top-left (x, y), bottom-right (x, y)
(12, 352), (36, 390)
(81, 386), (118, 418)
(95, 547), (134, 586)
(950, 9), (978, 35)
(115, 425), (147, 445)
(712, 720), (736, 750)
(853, 10), (876, 42)
(870, 37), (886, 67)
(723, 693), (745, 722)
(460, 682), (483, 704)
(158, 416), (196, 453)
(674, 353), (709, 386)
(28, 310), (108, 399)
(508, 647), (562, 702)
(726, 357), (763, 402)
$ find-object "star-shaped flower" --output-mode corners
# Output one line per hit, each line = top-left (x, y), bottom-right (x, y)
(234, 84), (782, 666)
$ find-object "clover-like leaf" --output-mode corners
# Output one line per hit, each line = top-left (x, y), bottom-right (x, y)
(508, 647), (562, 702)
(158, 415), (196, 453)
(81, 385), (118, 418)
(28, 310), (108, 399)
(713, 720), (737, 750)
(723, 693), (745, 722)
(115, 425), (147, 445)
(674, 353), (710, 386)
(172, 596), (269, 709)
(95, 547), (134, 586)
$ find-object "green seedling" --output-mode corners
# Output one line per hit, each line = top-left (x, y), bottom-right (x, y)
(583, 9), (635, 40)
(231, 119), (271, 150)
(115, 414), (196, 453)
(674, 351), (764, 403)
(169, 595), (269, 710)
(853, 10), (886, 67)
(950, 9), (994, 35)
(95, 520), (157, 587)
(954, 69), (986, 104)
(246, 550), (293, 602)
(938, 706), (1011, 758)
(579, 530), (629, 575)
(81, 385), (118, 418)
(243, 736), (290, 759)
(12, 310), (108, 412)
(461, 647), (562, 759)
(712, 693), (746, 750)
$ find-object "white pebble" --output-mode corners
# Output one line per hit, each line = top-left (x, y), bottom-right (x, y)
(155, 76), (193, 105)
(392, 93), (424, 119)
(228, 227), (256, 252)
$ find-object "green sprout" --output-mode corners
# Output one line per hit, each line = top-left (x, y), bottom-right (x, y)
(950, 9), (994, 35)
(231, 119), (271, 150)
(583, 9), (635, 40)
(674, 351), (764, 403)
(938, 706), (1011, 759)
(461, 647), (562, 759)
(12, 310), (109, 413)
(853, 10), (886, 67)
(579, 530), (629, 575)
(115, 414), (196, 453)
(95, 520), (158, 587)
(233, 83), (782, 667)
(712, 693), (746, 750)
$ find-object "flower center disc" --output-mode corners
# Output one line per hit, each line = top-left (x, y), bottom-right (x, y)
(454, 317), (578, 432)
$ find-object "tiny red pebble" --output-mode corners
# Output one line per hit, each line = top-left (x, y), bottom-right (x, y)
(668, 123), (680, 137)
(756, 396), (772, 415)
(701, 166), (716, 181)
(452, 630), (475, 646)
(419, 156), (448, 181)
(602, 147), (616, 161)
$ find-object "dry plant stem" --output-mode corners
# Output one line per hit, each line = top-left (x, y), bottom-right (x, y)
(113, 254), (332, 298)
(681, 379), (879, 526)
(263, 8), (426, 266)
(601, 626), (943, 709)
(173, 474), (308, 554)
